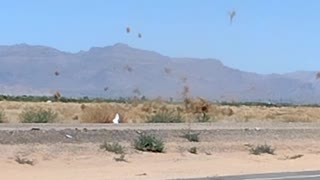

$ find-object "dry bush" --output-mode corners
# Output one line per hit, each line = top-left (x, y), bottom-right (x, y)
(188, 147), (198, 154)
(140, 97), (167, 113)
(176, 106), (184, 113)
(250, 143), (275, 155)
(220, 107), (234, 116)
(80, 103), (128, 123)
(130, 96), (141, 107)
(230, 106), (320, 123)
(53, 91), (61, 101)
(15, 156), (34, 166)
(208, 106), (234, 119)
(121, 107), (146, 123)
(184, 97), (210, 113)
(80, 104), (86, 110)
(114, 154), (128, 162)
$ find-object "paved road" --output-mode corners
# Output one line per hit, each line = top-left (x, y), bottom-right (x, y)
(178, 170), (320, 180)
(1, 122), (320, 144)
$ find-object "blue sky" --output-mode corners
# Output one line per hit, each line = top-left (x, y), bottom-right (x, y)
(0, 0), (320, 74)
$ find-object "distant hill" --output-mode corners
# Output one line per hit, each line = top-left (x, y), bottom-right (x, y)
(1, 43), (320, 103)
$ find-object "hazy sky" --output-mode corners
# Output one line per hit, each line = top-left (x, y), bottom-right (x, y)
(0, 0), (320, 74)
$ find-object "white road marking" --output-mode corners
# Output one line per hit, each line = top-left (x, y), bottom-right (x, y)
(244, 174), (320, 180)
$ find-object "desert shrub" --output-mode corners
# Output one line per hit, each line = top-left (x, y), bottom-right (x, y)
(15, 156), (34, 166)
(283, 154), (304, 160)
(182, 131), (200, 142)
(250, 143), (275, 155)
(0, 110), (5, 123)
(134, 133), (164, 153)
(100, 142), (125, 154)
(188, 147), (197, 154)
(147, 110), (184, 123)
(19, 107), (58, 123)
(113, 154), (128, 162)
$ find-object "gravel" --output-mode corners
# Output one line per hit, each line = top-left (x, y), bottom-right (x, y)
(1, 122), (320, 144)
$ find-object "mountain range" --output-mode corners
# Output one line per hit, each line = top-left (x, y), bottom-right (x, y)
(1, 43), (320, 103)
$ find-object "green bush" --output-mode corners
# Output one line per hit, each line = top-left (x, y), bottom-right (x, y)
(100, 142), (125, 154)
(147, 110), (184, 123)
(19, 107), (58, 123)
(134, 133), (164, 153)
(250, 143), (275, 155)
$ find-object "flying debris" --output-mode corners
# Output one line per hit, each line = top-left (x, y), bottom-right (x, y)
(53, 91), (61, 101)
(248, 84), (256, 91)
(126, 27), (131, 33)
(133, 88), (141, 96)
(104, 87), (109, 91)
(181, 85), (190, 98)
(138, 33), (142, 38)
(229, 9), (236, 24)
(181, 76), (188, 83)
(54, 71), (60, 76)
(164, 67), (172, 74)
(316, 72), (320, 79)
(124, 64), (133, 72)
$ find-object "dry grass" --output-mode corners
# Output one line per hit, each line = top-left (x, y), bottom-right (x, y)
(0, 109), (6, 123)
(80, 103), (128, 123)
(1, 98), (320, 123)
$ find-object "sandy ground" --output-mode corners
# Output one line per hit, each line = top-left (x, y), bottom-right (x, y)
(1, 142), (320, 180)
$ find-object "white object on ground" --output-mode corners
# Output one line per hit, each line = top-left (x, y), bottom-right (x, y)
(46, 100), (52, 103)
(65, 134), (73, 139)
(113, 113), (120, 124)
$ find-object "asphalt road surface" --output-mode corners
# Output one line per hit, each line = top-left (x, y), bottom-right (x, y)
(178, 170), (320, 180)
(1, 121), (320, 131)
(1, 122), (320, 144)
